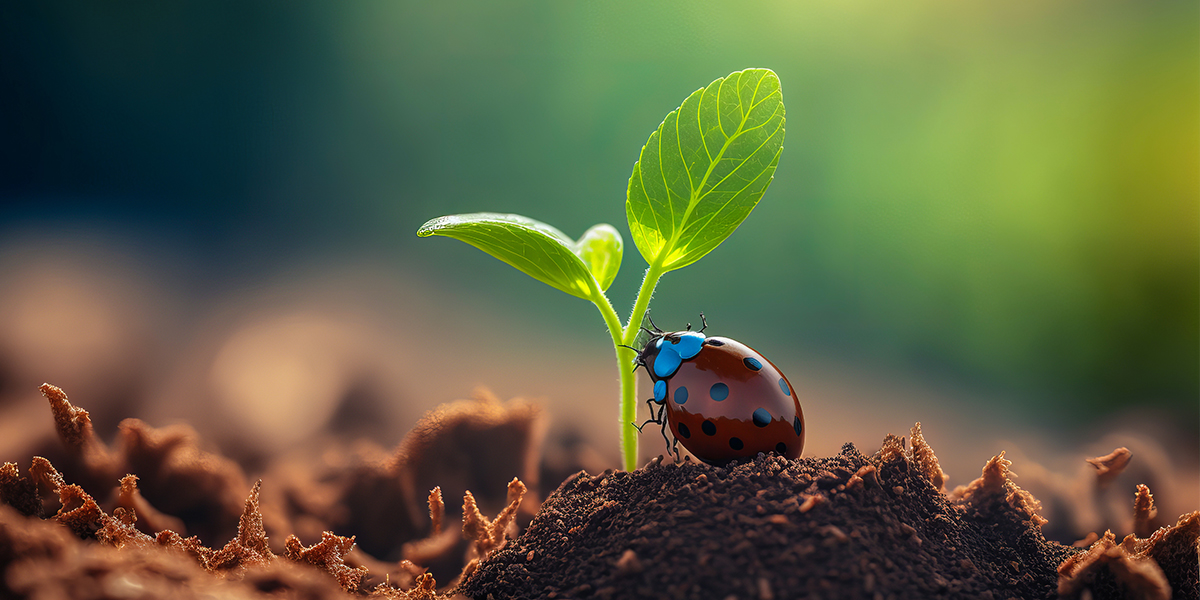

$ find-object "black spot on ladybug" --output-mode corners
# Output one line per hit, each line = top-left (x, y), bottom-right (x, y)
(678, 422), (691, 439)
(705, 339), (725, 346)
(743, 357), (762, 371)
(675, 385), (689, 405)
(729, 437), (744, 450)
(776, 442), (787, 454)
(701, 420), (716, 436)
(793, 416), (803, 437)
(752, 408), (772, 427)
(710, 382), (729, 401)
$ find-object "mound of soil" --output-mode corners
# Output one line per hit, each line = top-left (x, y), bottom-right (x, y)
(463, 444), (1050, 599)
(461, 431), (1197, 600)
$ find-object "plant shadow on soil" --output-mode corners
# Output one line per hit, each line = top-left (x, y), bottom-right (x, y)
(0, 384), (1196, 599)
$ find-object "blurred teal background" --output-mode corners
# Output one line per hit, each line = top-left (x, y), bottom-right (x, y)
(2, 0), (1197, 428)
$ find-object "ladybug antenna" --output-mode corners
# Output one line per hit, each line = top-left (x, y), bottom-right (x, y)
(644, 312), (663, 334)
(617, 343), (639, 352)
(698, 312), (708, 333)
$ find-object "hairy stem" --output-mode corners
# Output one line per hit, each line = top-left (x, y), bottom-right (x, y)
(590, 289), (635, 471)
(623, 264), (667, 470)
(594, 263), (666, 472)
(624, 264), (665, 346)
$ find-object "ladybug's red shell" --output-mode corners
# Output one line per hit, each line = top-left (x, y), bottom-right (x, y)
(644, 335), (804, 463)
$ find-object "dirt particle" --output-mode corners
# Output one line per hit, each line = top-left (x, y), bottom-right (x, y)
(1085, 447), (1132, 487)
(853, 464), (879, 489)
(1133, 484), (1160, 538)
(908, 423), (947, 492)
(615, 549), (643, 575)
(799, 494), (826, 513)
(757, 576), (774, 600)
(0, 461), (42, 517)
(878, 433), (906, 463)
(822, 525), (849, 542)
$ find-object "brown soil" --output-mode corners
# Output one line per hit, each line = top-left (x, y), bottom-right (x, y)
(1, 384), (1197, 600)
(464, 441), (1198, 600)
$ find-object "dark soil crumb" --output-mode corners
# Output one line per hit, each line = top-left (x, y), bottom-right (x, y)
(460, 426), (1199, 600)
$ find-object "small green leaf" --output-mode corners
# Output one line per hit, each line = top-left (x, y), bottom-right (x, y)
(576, 224), (623, 292)
(418, 213), (619, 301)
(626, 68), (785, 272)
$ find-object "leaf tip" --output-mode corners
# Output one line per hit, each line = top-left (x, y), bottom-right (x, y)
(417, 215), (452, 237)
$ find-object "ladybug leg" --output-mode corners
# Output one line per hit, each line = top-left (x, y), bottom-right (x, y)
(634, 396), (679, 462)
(658, 411), (680, 462)
(631, 397), (665, 433)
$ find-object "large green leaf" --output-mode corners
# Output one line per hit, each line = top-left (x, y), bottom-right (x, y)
(417, 213), (621, 300)
(626, 68), (786, 271)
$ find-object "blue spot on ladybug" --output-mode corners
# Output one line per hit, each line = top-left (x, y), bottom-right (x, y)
(653, 380), (666, 402)
(653, 347), (682, 378)
(779, 377), (791, 396)
(674, 385), (689, 405)
(794, 416), (803, 436)
(743, 357), (762, 371)
(652, 332), (706, 378)
(752, 408), (772, 427)
(669, 332), (705, 360)
(710, 382), (729, 401)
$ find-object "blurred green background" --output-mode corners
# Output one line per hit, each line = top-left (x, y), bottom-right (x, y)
(2, 0), (1197, 427)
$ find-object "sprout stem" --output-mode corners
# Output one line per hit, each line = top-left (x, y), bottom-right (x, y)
(624, 263), (665, 346)
(589, 289), (633, 471)
(594, 263), (662, 471)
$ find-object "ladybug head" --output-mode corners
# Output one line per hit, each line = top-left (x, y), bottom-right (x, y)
(629, 313), (710, 376)
(638, 312), (708, 344)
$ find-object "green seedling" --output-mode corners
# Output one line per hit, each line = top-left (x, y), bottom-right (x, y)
(418, 68), (786, 471)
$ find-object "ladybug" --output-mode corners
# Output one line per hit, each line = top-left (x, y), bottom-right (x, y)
(631, 315), (805, 464)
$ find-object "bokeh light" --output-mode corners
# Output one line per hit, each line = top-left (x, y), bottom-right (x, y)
(1, 0), (1195, 498)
